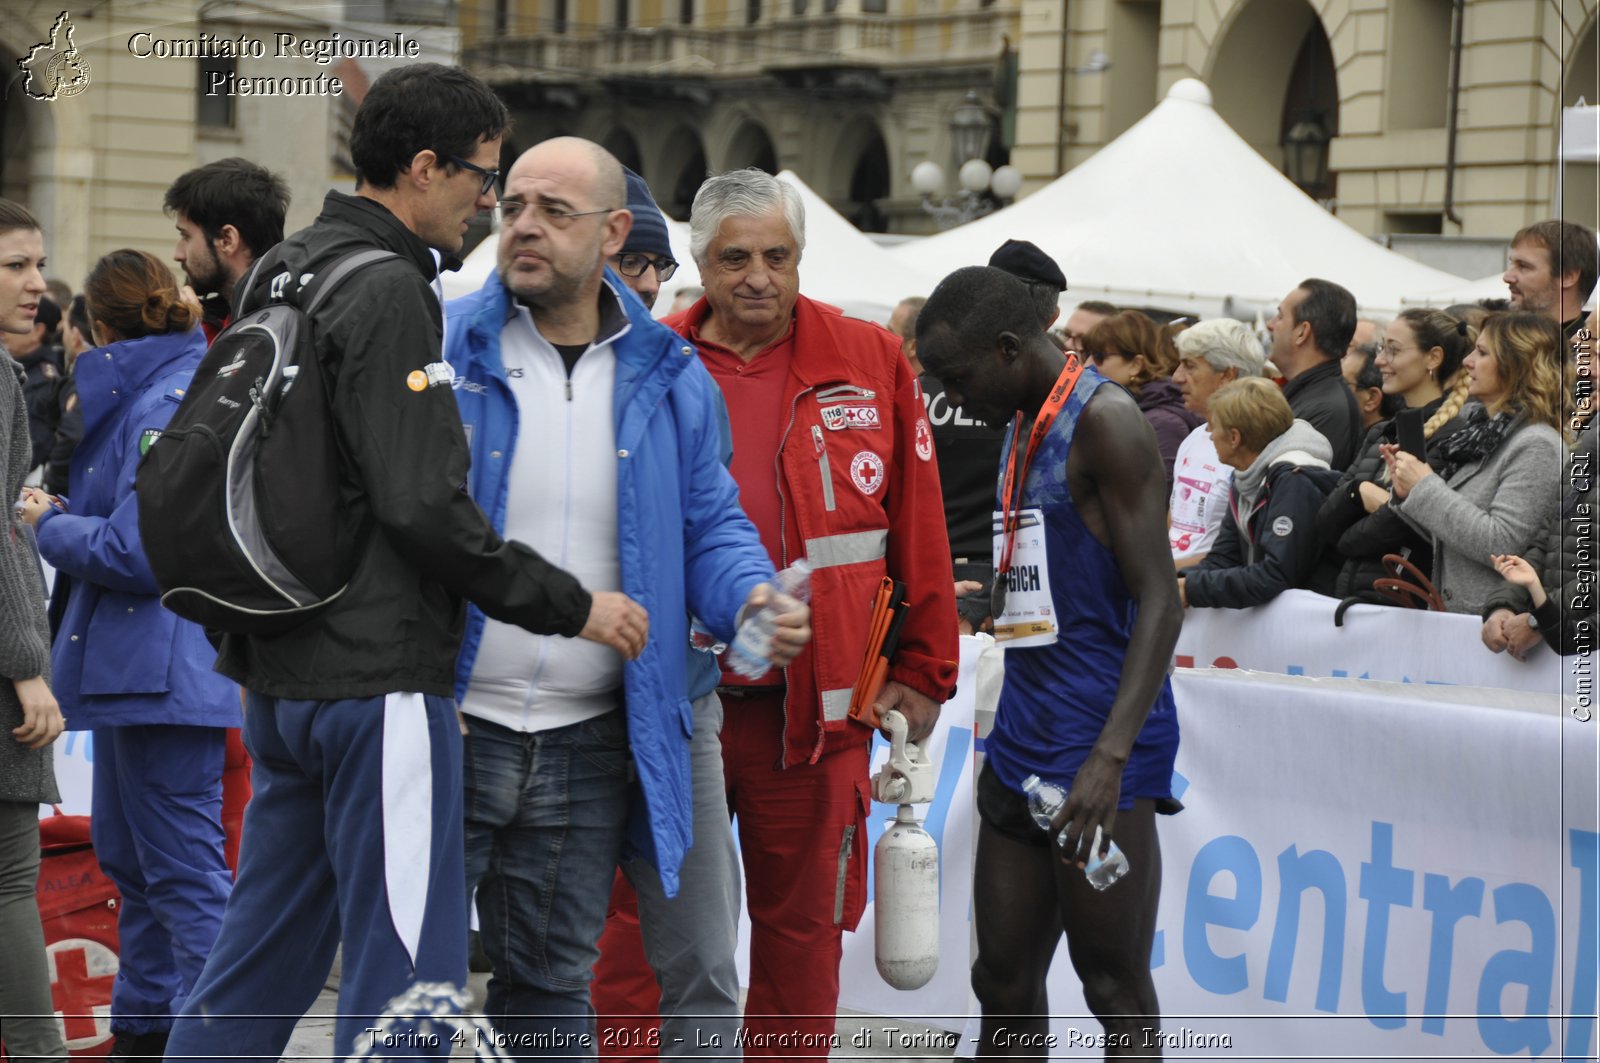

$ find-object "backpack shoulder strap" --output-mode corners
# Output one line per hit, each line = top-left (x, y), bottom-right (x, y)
(229, 249), (280, 319)
(298, 249), (402, 316)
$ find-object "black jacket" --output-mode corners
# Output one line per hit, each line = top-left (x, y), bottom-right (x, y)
(45, 372), (80, 497)
(1187, 462), (1343, 609)
(214, 192), (592, 699)
(12, 345), (62, 472)
(1316, 402), (1469, 599)
(1283, 359), (1363, 471)
(920, 371), (1005, 565)
(1481, 417), (1596, 655)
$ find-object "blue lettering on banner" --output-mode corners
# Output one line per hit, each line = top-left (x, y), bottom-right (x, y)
(1359, 822), (1413, 1029)
(1420, 870), (1484, 1034)
(61, 729), (93, 762)
(1265, 844), (1346, 1012)
(1172, 824), (1597, 1057)
(1182, 835), (1261, 995)
(1478, 882), (1556, 1055)
(1567, 829), (1598, 1059)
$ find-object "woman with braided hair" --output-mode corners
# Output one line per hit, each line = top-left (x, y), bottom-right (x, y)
(1316, 308), (1474, 602)
(1384, 311), (1570, 614)
(18, 249), (240, 1061)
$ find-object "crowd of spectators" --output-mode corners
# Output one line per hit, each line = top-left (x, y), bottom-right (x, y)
(1, 80), (1596, 1061)
(902, 217), (1597, 668)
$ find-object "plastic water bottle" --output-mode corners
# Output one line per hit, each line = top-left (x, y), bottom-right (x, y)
(689, 617), (726, 655)
(1020, 774), (1130, 891)
(724, 559), (812, 679)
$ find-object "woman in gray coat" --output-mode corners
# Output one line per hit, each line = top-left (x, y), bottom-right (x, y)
(1384, 312), (1569, 615)
(0, 198), (69, 1061)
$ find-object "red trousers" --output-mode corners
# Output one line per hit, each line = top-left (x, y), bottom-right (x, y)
(725, 695), (870, 1057)
(595, 872), (661, 1062)
(221, 726), (251, 876)
(593, 696), (870, 1060)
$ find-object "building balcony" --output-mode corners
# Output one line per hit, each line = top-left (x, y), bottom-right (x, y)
(463, 9), (1012, 87)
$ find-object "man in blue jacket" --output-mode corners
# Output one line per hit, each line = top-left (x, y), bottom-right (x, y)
(444, 136), (809, 1057)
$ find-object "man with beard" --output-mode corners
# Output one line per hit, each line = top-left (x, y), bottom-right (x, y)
(163, 158), (290, 340)
(160, 158), (291, 877)
(1503, 218), (1598, 341)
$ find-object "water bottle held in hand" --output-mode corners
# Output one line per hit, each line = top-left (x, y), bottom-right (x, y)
(1019, 774), (1130, 891)
(725, 559), (812, 679)
(689, 617), (726, 656)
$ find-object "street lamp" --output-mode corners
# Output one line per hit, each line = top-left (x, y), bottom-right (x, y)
(1283, 111), (1331, 200)
(914, 90), (1023, 229)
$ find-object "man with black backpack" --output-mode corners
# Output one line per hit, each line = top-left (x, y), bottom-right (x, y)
(163, 64), (649, 1063)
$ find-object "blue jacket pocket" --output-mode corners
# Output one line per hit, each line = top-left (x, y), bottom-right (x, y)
(79, 593), (176, 695)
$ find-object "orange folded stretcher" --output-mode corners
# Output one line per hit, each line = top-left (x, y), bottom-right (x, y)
(847, 577), (909, 730)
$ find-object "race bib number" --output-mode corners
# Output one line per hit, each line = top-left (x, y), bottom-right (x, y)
(991, 508), (1058, 648)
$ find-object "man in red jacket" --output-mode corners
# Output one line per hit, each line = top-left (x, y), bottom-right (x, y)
(662, 168), (958, 1051)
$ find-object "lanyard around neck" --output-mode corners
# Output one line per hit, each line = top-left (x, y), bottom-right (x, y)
(996, 354), (1085, 578)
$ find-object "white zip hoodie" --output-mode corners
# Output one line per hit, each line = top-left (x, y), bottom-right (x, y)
(459, 294), (631, 733)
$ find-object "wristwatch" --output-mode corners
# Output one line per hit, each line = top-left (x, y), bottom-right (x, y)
(1527, 613), (1540, 630)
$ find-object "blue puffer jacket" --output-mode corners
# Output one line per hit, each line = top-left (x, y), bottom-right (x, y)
(36, 328), (241, 730)
(445, 272), (774, 895)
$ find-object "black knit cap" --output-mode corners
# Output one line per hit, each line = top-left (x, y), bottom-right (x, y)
(987, 239), (1066, 292)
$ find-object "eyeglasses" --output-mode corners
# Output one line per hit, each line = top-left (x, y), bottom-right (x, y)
(613, 252), (679, 284)
(496, 200), (616, 229)
(1088, 350), (1122, 364)
(446, 155), (501, 197)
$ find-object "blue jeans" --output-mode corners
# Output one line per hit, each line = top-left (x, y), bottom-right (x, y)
(464, 710), (630, 1061)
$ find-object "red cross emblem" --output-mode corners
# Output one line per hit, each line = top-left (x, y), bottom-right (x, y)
(850, 450), (885, 496)
(48, 937), (118, 1048)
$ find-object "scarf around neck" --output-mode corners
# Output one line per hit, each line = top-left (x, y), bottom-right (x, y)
(1430, 405), (1520, 482)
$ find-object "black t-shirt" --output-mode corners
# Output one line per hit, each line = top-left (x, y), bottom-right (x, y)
(921, 372), (1007, 565)
(552, 342), (589, 375)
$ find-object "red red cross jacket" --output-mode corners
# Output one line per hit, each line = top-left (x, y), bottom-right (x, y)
(667, 295), (959, 766)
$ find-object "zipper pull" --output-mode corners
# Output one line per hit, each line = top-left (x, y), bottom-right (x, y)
(811, 424), (825, 454)
(566, 379), (573, 401)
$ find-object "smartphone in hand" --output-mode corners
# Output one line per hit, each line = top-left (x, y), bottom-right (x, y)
(1395, 408), (1426, 459)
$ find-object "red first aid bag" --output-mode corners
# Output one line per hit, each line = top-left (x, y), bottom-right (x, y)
(30, 810), (121, 1058)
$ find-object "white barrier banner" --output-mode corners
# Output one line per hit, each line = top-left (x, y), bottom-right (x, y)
(1179, 590), (1565, 695)
(1050, 670), (1594, 1060)
(812, 615), (1597, 1060)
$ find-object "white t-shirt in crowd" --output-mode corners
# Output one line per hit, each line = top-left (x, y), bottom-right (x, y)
(1169, 423), (1232, 562)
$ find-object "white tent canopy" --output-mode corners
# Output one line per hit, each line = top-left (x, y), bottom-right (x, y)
(1563, 104), (1599, 162)
(887, 79), (1472, 318)
(1401, 271), (1510, 309)
(441, 169), (941, 324)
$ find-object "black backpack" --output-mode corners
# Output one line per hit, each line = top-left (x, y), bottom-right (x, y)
(135, 248), (396, 634)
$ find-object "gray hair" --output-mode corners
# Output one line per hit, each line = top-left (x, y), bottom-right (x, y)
(1175, 317), (1265, 377)
(688, 169), (806, 267)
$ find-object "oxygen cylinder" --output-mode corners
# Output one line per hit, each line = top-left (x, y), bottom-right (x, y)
(874, 803), (939, 990)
